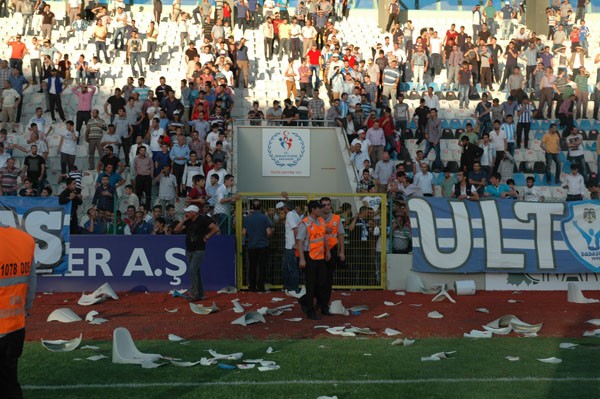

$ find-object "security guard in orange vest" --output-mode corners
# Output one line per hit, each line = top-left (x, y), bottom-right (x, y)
(296, 200), (330, 320)
(0, 227), (36, 399)
(320, 197), (345, 312)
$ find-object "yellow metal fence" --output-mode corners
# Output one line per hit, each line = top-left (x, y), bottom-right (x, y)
(235, 193), (387, 290)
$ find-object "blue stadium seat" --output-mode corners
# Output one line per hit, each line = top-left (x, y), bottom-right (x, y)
(513, 173), (526, 186)
(441, 119), (452, 129)
(578, 119), (592, 131)
(399, 82), (412, 92)
(428, 82), (440, 92)
(449, 119), (463, 130)
(531, 120), (543, 130)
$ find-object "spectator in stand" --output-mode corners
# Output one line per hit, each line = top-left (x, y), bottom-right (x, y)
(541, 123), (562, 184)
(522, 176), (545, 202)
(484, 172), (517, 198)
(564, 164), (586, 201)
(22, 144), (46, 191)
(0, 158), (24, 196)
(58, 120), (79, 175)
(92, 174), (115, 211)
(451, 170), (479, 201)
(1, 81), (21, 133)
(83, 208), (106, 234)
(213, 173), (239, 234)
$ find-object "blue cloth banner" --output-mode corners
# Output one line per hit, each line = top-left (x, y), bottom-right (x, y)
(409, 197), (600, 274)
(0, 196), (71, 274)
(36, 235), (236, 292)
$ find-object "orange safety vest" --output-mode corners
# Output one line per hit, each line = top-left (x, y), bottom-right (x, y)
(301, 216), (326, 260)
(324, 214), (341, 250)
(0, 227), (35, 335)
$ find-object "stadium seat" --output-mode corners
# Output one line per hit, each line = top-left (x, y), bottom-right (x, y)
(533, 161), (546, 174)
(442, 128), (454, 139)
(578, 119), (593, 132)
(519, 162), (533, 173)
(512, 173), (526, 186)
(446, 161), (459, 173)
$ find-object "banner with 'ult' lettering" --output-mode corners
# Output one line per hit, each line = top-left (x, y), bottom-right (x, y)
(409, 197), (600, 274)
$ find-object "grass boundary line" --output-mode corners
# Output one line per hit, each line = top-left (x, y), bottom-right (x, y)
(23, 377), (600, 390)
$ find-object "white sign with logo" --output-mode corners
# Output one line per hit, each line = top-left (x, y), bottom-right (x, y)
(262, 128), (310, 177)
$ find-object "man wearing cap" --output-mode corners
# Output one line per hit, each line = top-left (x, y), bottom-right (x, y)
(500, 1), (514, 40)
(296, 200), (330, 320)
(175, 205), (219, 302)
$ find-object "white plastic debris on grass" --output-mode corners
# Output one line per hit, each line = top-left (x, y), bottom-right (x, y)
(483, 315), (543, 336)
(349, 305), (369, 313)
(329, 300), (349, 316)
(236, 363), (255, 370)
(374, 313), (390, 319)
(285, 317), (302, 322)
(200, 357), (219, 366)
(207, 350), (243, 360)
(168, 334), (185, 342)
(47, 308), (82, 323)
(217, 286), (237, 294)
(314, 325), (330, 329)
(80, 345), (100, 350)
(507, 299), (524, 303)
(383, 328), (402, 336)
(476, 308), (490, 313)
(112, 327), (162, 366)
(171, 360), (202, 367)
(266, 347), (279, 354)
(395, 291), (406, 296)
(258, 364), (280, 371)
(391, 338), (415, 346)
(421, 351), (456, 362)
(189, 302), (220, 315)
(164, 308), (179, 313)
(586, 319), (600, 325)
(326, 325), (376, 337)
(85, 310), (108, 325)
(537, 357), (562, 364)
(559, 343), (578, 349)
(427, 311), (444, 319)
(567, 283), (600, 304)
(463, 330), (492, 339)
(340, 292), (351, 296)
(231, 299), (245, 313)
(505, 356), (520, 361)
(41, 333), (83, 352)
(141, 360), (165, 369)
(317, 396), (338, 399)
(86, 355), (108, 361)
(384, 301), (401, 306)
(231, 311), (266, 326)
(78, 283), (119, 306)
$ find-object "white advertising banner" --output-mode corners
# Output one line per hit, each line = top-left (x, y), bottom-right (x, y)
(262, 128), (310, 177)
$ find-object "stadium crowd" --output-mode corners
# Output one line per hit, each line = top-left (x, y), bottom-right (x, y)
(0, 0), (598, 242)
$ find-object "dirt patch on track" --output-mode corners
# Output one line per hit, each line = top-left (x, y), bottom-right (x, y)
(28, 290), (597, 341)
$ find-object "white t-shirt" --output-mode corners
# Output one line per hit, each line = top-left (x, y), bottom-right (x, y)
(206, 131), (220, 151)
(522, 185), (543, 202)
(149, 128), (164, 152)
(284, 210), (300, 249)
(1, 89), (20, 107)
(60, 129), (79, 155)
(0, 152), (10, 168)
(489, 129), (506, 151)
(362, 196), (381, 212)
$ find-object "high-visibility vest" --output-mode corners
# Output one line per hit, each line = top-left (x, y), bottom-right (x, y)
(301, 216), (326, 260)
(324, 214), (341, 250)
(0, 227), (35, 335)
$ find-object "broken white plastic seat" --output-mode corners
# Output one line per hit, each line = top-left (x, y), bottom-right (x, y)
(217, 286), (237, 294)
(329, 300), (349, 316)
(567, 283), (600, 304)
(41, 334), (82, 352)
(405, 273), (425, 293)
(78, 283), (120, 306)
(231, 311), (266, 326)
(47, 308), (82, 323)
(112, 327), (162, 365)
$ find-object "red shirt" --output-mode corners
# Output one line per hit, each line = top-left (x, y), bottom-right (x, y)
(378, 115), (395, 137)
(8, 41), (26, 59)
(445, 30), (458, 44)
(272, 18), (282, 35)
(570, 30), (580, 43)
(307, 49), (321, 65)
(343, 55), (356, 68)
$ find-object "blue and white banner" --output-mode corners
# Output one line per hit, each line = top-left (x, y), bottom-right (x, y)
(409, 197), (600, 274)
(36, 235), (236, 293)
(262, 128), (310, 176)
(0, 197), (71, 274)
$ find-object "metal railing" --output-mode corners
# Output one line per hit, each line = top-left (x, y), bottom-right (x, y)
(234, 192), (387, 290)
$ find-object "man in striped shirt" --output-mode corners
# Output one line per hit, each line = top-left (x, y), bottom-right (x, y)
(501, 114), (516, 156)
(515, 98), (535, 149)
(0, 158), (24, 196)
(381, 60), (401, 107)
(308, 90), (325, 126)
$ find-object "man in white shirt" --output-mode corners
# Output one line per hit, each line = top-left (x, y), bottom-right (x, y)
(213, 173), (239, 234)
(58, 120), (79, 174)
(414, 162), (435, 196)
(423, 86), (439, 110)
(564, 164), (586, 201)
(350, 142), (369, 173)
(489, 120), (507, 174)
(278, 200), (301, 293)
(1, 81), (21, 132)
(522, 176), (544, 202)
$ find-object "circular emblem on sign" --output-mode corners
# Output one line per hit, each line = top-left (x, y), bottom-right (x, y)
(267, 130), (306, 168)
